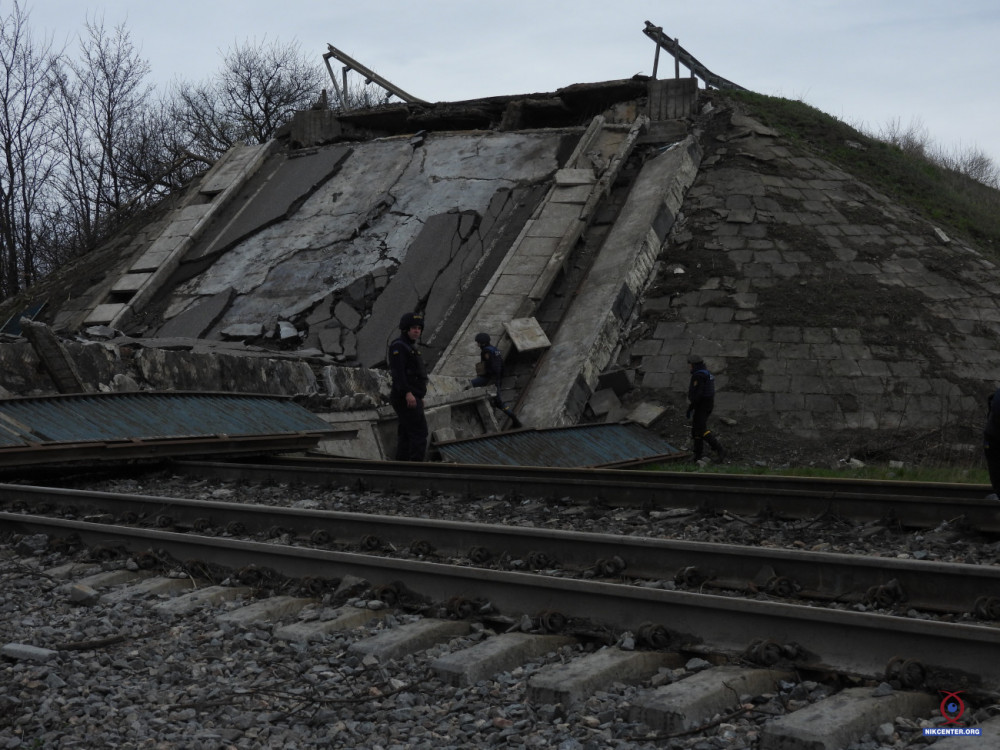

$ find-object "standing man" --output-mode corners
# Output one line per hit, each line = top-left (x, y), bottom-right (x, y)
(984, 388), (1000, 500)
(686, 354), (726, 463)
(389, 312), (429, 461)
(471, 332), (522, 429)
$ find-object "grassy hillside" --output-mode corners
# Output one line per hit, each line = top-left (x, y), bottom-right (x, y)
(728, 91), (1000, 259)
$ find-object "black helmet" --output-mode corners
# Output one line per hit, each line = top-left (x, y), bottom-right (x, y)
(687, 354), (703, 364)
(399, 312), (424, 331)
(474, 332), (490, 346)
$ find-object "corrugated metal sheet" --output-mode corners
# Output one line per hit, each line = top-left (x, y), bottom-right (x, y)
(436, 422), (684, 468)
(0, 391), (333, 463)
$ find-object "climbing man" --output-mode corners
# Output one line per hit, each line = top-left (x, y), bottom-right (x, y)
(388, 312), (429, 461)
(471, 332), (522, 429)
(686, 354), (726, 463)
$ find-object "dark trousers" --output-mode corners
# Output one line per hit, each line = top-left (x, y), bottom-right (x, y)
(691, 399), (723, 460)
(391, 394), (428, 461)
(985, 436), (1000, 495)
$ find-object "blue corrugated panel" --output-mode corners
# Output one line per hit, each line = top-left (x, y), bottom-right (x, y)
(436, 423), (682, 468)
(0, 392), (332, 448)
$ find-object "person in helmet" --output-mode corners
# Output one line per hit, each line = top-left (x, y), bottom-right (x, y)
(470, 332), (522, 429)
(471, 332), (503, 389)
(388, 312), (429, 461)
(686, 354), (726, 463)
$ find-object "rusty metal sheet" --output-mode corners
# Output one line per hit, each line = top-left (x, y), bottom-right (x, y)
(435, 422), (683, 468)
(0, 391), (334, 464)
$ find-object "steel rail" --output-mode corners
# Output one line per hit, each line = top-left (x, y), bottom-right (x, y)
(1, 510), (997, 691)
(172, 458), (1000, 532)
(3, 483), (998, 618)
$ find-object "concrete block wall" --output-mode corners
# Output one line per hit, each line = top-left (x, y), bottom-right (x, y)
(624, 108), (998, 446)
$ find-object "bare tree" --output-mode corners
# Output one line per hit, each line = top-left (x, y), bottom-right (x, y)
(52, 15), (152, 252)
(172, 37), (325, 160)
(0, 1), (60, 297)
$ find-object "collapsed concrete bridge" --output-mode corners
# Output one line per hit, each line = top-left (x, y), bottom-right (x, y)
(0, 69), (996, 466)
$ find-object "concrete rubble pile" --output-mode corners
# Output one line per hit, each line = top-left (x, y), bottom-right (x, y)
(1, 70), (995, 465)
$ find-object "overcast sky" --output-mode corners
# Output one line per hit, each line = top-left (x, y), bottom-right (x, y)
(23, 0), (1000, 166)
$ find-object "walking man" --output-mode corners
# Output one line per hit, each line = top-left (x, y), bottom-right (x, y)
(389, 312), (429, 461)
(686, 354), (726, 463)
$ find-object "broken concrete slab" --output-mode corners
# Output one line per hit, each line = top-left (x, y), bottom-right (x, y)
(597, 368), (636, 396)
(188, 146), (352, 263)
(156, 288), (234, 339)
(587, 388), (621, 418)
(626, 402), (667, 427)
(505, 317), (551, 352)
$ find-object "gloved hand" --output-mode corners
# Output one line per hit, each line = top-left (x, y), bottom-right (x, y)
(685, 407), (694, 420)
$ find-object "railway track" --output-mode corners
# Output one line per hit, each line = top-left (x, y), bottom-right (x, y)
(4, 460), (1000, 746)
(3, 482), (1000, 620)
(2, 480), (999, 695)
(172, 457), (1000, 533)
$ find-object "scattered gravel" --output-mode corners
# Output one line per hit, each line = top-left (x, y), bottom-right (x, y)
(2, 469), (996, 748)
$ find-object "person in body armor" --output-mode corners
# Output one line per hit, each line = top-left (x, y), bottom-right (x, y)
(984, 387), (1000, 500)
(686, 354), (726, 463)
(471, 332), (522, 429)
(388, 312), (429, 461)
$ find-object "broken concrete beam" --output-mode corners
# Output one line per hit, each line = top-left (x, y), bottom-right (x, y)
(20, 319), (89, 394)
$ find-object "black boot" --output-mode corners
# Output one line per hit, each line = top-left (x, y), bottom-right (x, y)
(692, 437), (704, 462)
(706, 433), (726, 462)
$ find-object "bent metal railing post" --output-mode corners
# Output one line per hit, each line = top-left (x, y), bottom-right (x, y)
(643, 21), (746, 91)
(323, 43), (430, 111)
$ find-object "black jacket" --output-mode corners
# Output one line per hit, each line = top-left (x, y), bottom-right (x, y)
(688, 366), (716, 406)
(389, 336), (428, 398)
